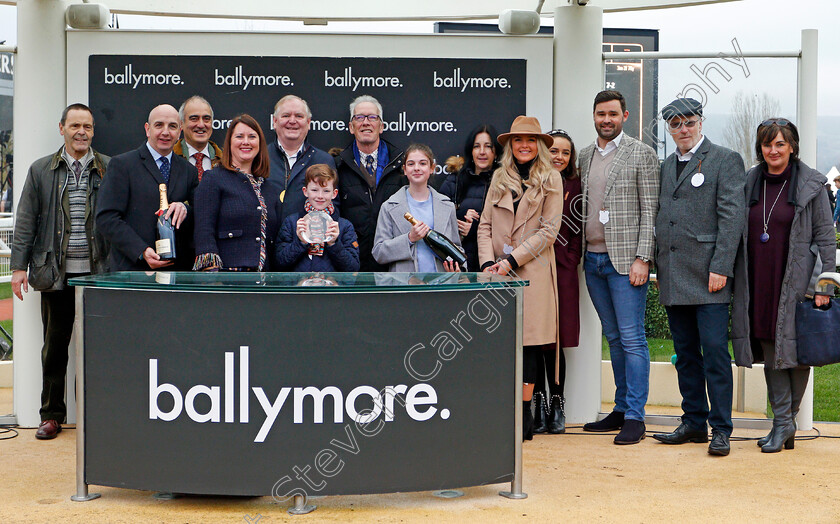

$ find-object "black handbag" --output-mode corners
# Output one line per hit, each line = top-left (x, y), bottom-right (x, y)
(795, 298), (840, 367)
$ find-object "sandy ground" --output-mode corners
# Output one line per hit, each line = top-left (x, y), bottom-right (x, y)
(2, 388), (840, 523)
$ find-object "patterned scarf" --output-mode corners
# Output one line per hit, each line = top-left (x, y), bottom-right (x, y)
(304, 200), (335, 256)
(244, 172), (268, 271)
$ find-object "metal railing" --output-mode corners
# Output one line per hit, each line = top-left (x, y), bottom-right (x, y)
(0, 212), (13, 283)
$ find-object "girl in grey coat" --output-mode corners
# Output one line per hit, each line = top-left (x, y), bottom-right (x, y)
(372, 143), (462, 273)
(731, 119), (835, 453)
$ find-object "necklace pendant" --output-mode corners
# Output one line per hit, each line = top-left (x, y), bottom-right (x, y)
(760, 232), (770, 243)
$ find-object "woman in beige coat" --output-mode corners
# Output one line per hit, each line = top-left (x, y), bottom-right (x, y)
(477, 116), (564, 440)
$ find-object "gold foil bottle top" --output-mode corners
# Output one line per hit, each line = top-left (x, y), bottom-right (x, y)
(158, 184), (170, 210)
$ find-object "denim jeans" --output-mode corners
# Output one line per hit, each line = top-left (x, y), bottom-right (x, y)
(584, 251), (650, 421)
(666, 303), (733, 435)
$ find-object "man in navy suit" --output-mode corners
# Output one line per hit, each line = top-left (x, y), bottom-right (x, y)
(96, 104), (199, 271)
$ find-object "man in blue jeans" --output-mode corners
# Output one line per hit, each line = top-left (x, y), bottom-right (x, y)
(650, 98), (745, 456)
(578, 90), (659, 445)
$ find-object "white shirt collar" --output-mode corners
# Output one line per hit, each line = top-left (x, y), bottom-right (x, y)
(360, 149), (378, 164)
(146, 142), (172, 164)
(676, 135), (705, 162)
(186, 142), (211, 158)
(596, 131), (623, 157)
(278, 139), (305, 160)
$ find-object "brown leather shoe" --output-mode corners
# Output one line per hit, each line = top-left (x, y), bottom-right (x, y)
(35, 419), (61, 440)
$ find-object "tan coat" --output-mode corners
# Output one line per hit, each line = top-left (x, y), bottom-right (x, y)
(477, 172), (564, 353)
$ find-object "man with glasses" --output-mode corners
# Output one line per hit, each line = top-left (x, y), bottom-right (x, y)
(651, 97), (745, 456)
(335, 94), (405, 271)
(268, 94), (336, 222)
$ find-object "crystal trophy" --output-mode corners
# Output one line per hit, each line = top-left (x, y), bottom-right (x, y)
(302, 210), (334, 244)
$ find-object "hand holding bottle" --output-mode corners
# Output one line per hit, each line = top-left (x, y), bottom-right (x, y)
(143, 247), (173, 269)
(408, 221), (431, 243)
(403, 212), (467, 269)
(164, 202), (188, 228)
(442, 259), (461, 273)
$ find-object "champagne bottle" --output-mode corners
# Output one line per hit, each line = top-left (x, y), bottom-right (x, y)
(404, 212), (467, 269)
(155, 184), (176, 260)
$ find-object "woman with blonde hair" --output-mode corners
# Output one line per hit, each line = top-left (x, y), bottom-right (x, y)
(477, 116), (564, 440)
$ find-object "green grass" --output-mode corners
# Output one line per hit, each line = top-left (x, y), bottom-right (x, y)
(601, 336), (840, 422)
(813, 363), (840, 422)
(600, 336), (733, 362)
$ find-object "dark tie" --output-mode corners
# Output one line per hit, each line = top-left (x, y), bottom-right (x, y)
(159, 156), (170, 185)
(71, 160), (81, 185)
(365, 155), (375, 175)
(193, 152), (205, 181)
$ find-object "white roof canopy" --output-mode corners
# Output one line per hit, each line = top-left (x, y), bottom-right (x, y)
(0, 0), (740, 21)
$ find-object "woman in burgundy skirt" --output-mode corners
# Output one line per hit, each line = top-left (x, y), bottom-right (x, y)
(533, 129), (582, 434)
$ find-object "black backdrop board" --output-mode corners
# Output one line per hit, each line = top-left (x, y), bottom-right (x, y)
(88, 55), (527, 174)
(83, 287), (515, 496)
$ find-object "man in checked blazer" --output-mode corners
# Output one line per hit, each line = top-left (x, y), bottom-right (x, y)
(651, 98), (745, 456)
(579, 90), (660, 445)
(97, 104), (199, 271)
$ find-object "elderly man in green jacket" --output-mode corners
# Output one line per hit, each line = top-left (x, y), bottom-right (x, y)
(10, 103), (110, 440)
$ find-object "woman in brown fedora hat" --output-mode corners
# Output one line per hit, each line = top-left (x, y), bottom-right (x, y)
(477, 115), (564, 440)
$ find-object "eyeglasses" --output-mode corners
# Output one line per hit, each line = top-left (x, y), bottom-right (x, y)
(352, 114), (381, 123)
(667, 119), (701, 132)
(759, 118), (792, 128)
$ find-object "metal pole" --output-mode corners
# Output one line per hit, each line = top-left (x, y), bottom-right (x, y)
(603, 51), (800, 60)
(500, 287), (527, 499)
(552, 4), (603, 425)
(796, 29), (818, 432)
(71, 287), (100, 502)
(287, 494), (316, 515)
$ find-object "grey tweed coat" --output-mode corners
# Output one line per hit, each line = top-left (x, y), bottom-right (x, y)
(655, 137), (746, 305)
(579, 133), (660, 275)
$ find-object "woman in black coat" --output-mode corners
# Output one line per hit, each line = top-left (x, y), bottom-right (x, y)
(439, 124), (502, 272)
(193, 114), (282, 271)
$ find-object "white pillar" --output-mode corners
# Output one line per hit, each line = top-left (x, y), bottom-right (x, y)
(553, 5), (603, 423)
(13, 0), (69, 428)
(796, 28), (818, 431)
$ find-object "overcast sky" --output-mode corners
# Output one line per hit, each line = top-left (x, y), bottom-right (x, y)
(0, 0), (835, 115)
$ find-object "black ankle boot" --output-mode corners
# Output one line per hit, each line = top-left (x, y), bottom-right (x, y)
(757, 426), (776, 447)
(532, 392), (548, 434)
(761, 422), (796, 453)
(523, 401), (534, 441)
(548, 395), (566, 434)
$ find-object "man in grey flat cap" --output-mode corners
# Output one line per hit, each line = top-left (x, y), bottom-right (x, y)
(651, 98), (745, 456)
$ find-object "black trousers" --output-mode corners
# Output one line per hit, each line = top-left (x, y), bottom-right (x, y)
(526, 344), (566, 397)
(39, 283), (77, 422)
